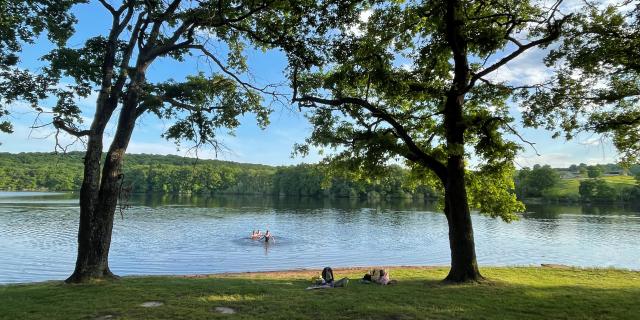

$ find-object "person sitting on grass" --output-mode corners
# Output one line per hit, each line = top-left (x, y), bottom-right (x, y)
(306, 267), (349, 289)
(361, 269), (397, 285)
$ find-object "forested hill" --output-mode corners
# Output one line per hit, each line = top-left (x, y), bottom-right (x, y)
(4, 152), (639, 203)
(0, 152), (436, 199)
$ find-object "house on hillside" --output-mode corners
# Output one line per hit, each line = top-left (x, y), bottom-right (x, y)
(556, 168), (581, 179)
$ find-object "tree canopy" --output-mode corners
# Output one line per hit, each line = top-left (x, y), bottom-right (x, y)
(520, 1), (640, 163)
(0, 0), (82, 134)
(291, 0), (569, 281)
(0, 0), (368, 283)
(292, 0), (570, 220)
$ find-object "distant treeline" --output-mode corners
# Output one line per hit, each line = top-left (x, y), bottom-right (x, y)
(0, 152), (436, 199)
(4, 152), (639, 203)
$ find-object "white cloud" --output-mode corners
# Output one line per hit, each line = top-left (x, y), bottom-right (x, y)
(515, 152), (574, 168)
(484, 47), (551, 85)
(514, 137), (618, 168)
(346, 9), (373, 36)
(580, 137), (603, 146)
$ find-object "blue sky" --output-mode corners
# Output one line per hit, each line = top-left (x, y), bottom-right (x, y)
(0, 1), (618, 167)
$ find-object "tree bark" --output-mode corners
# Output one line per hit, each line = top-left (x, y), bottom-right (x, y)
(65, 67), (145, 283)
(437, 0), (483, 283)
(441, 92), (483, 282)
(66, 102), (117, 283)
(441, 91), (483, 282)
(440, 88), (483, 282)
(65, 9), (130, 283)
(65, 116), (137, 283)
(443, 158), (483, 282)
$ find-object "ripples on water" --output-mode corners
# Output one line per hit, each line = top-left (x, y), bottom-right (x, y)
(1, 192), (639, 284)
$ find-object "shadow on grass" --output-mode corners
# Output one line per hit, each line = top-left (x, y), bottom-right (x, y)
(1, 271), (638, 320)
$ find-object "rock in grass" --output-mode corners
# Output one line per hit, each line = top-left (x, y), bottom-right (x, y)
(214, 307), (236, 314)
(140, 301), (164, 307)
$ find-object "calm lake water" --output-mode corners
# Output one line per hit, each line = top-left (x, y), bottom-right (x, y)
(1, 191), (639, 284)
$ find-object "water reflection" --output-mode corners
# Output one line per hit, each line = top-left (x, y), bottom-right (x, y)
(523, 202), (640, 219)
(130, 193), (440, 211)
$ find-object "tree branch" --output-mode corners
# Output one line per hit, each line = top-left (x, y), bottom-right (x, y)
(505, 122), (540, 156)
(294, 94), (448, 182)
(188, 44), (280, 95)
(53, 118), (90, 137)
(218, 2), (270, 24)
(144, 0), (183, 51)
(113, 12), (146, 97)
(98, 0), (117, 15)
(468, 15), (571, 90)
(160, 95), (223, 112)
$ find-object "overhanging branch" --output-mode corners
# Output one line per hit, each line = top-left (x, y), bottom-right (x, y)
(188, 44), (282, 96)
(53, 118), (90, 137)
(293, 94), (448, 182)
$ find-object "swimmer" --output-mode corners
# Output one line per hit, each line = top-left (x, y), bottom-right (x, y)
(262, 230), (275, 243)
(250, 229), (263, 240)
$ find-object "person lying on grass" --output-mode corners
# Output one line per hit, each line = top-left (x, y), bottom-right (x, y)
(362, 269), (397, 285)
(306, 267), (349, 289)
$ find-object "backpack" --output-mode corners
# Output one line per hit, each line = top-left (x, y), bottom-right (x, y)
(321, 267), (334, 284)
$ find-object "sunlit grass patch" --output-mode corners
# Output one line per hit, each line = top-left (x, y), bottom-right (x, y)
(200, 293), (263, 302)
(546, 175), (637, 199)
(1, 267), (638, 320)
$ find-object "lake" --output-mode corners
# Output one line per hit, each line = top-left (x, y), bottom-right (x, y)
(1, 191), (639, 284)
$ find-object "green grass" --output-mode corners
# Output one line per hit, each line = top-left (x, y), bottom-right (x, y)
(1, 267), (639, 319)
(601, 175), (637, 187)
(546, 175), (637, 198)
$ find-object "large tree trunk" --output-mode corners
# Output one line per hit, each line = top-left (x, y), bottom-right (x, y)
(441, 91), (483, 282)
(65, 14), (129, 283)
(66, 118), (137, 283)
(443, 157), (482, 282)
(439, 0), (482, 283)
(66, 100), (118, 283)
(66, 136), (118, 283)
(66, 73), (143, 283)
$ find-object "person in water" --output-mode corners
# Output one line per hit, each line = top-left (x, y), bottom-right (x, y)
(250, 230), (262, 239)
(262, 230), (275, 243)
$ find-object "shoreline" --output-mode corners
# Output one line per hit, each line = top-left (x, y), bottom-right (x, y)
(5, 264), (639, 286)
(136, 263), (640, 279)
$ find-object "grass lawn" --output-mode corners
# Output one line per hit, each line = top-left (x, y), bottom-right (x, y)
(1, 266), (639, 320)
(546, 175), (637, 199)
